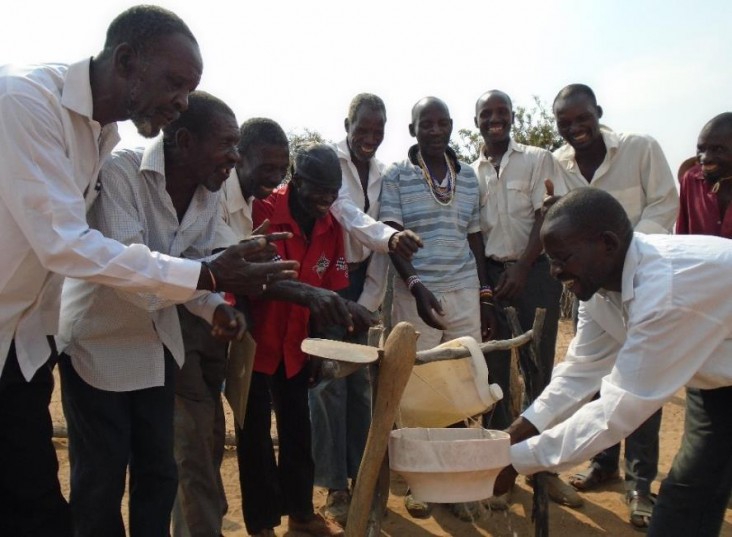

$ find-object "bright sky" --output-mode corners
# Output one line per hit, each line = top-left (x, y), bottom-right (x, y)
(4, 0), (730, 175)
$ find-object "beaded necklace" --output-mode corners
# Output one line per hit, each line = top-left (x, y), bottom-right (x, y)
(416, 151), (456, 206)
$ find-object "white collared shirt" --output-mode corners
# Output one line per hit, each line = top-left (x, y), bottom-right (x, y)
(57, 138), (225, 392)
(473, 139), (559, 261)
(553, 126), (678, 234)
(330, 139), (394, 311)
(0, 59), (201, 380)
(511, 233), (732, 475)
(214, 167), (253, 248)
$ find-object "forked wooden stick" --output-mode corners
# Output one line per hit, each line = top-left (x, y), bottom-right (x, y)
(345, 322), (417, 537)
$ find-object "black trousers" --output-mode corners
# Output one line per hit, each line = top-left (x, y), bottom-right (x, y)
(483, 256), (562, 429)
(236, 363), (314, 534)
(59, 352), (177, 537)
(0, 340), (71, 536)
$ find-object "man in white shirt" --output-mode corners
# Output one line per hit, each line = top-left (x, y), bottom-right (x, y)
(552, 84), (678, 527)
(172, 117), (290, 537)
(58, 91), (248, 536)
(497, 187), (732, 537)
(471, 89), (580, 509)
(0, 7), (295, 535)
(311, 94), (422, 525)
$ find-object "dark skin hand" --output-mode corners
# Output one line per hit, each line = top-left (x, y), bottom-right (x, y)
(493, 416), (541, 496)
(388, 229), (424, 260)
(202, 233), (300, 295)
(240, 219), (279, 262)
(385, 221), (445, 330)
(411, 281), (446, 330)
(468, 231), (497, 340)
(262, 281), (378, 334)
(210, 303), (247, 341)
(541, 178), (560, 214)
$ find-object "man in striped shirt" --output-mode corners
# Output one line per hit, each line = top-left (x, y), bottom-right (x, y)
(379, 96), (495, 520)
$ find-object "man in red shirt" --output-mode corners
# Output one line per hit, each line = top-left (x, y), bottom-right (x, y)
(677, 113), (732, 239)
(235, 144), (374, 537)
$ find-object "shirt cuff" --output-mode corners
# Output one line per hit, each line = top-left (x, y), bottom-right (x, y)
(165, 258), (202, 302)
(511, 440), (542, 475)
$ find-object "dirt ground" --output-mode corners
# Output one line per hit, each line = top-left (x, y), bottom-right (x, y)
(50, 319), (732, 536)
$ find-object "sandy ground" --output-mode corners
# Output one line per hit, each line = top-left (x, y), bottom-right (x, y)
(50, 319), (732, 536)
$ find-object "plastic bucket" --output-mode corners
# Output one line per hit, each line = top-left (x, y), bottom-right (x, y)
(389, 428), (510, 502)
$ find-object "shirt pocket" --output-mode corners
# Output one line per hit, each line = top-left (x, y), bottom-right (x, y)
(505, 179), (534, 220)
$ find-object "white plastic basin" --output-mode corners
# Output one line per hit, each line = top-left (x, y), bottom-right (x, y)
(389, 428), (511, 503)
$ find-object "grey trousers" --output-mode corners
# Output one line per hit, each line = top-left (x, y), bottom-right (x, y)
(172, 307), (228, 537)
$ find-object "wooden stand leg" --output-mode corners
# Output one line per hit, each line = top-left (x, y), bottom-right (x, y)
(345, 322), (416, 537)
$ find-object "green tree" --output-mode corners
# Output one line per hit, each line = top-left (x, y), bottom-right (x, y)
(287, 128), (329, 152)
(449, 96), (563, 162)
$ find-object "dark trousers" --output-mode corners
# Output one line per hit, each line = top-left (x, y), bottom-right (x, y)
(236, 364), (314, 534)
(0, 341), (71, 537)
(592, 407), (662, 495)
(649, 386), (732, 537)
(59, 352), (177, 537)
(309, 261), (372, 490)
(483, 256), (562, 429)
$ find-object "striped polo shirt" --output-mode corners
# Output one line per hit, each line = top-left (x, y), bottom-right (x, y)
(379, 145), (480, 292)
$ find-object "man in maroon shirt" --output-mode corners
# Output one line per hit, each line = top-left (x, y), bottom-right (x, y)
(235, 144), (374, 537)
(677, 113), (732, 239)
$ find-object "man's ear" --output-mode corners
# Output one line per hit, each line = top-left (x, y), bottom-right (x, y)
(175, 128), (194, 152)
(112, 43), (137, 78)
(408, 123), (416, 137)
(600, 230), (621, 256)
(344, 118), (350, 133)
(473, 116), (479, 129)
(596, 105), (604, 119)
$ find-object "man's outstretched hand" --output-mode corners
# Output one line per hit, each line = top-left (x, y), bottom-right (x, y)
(207, 233), (299, 296)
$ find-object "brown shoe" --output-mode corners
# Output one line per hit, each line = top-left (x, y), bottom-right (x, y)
(288, 513), (344, 536)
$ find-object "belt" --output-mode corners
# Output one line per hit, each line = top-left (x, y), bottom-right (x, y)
(348, 260), (368, 272)
(486, 255), (549, 269)
(486, 257), (517, 269)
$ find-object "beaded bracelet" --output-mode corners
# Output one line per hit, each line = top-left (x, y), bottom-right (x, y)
(202, 261), (217, 293)
(479, 285), (493, 300)
(406, 275), (421, 291)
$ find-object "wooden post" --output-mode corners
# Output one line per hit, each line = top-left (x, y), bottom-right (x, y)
(346, 322), (416, 537)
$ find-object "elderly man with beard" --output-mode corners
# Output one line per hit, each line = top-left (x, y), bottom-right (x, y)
(57, 91), (253, 536)
(310, 93), (423, 525)
(496, 187), (732, 537)
(0, 7), (295, 535)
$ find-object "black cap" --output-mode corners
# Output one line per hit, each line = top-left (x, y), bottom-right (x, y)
(293, 143), (342, 188)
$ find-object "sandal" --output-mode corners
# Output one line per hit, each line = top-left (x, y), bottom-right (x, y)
(626, 490), (655, 529)
(568, 466), (621, 492)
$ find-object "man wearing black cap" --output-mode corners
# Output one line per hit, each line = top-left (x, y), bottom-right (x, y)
(234, 144), (374, 537)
